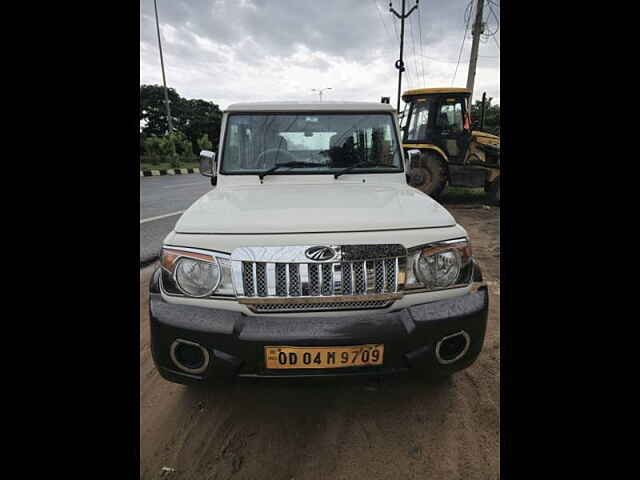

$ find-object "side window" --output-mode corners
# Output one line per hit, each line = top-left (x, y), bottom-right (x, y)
(437, 100), (464, 131)
(406, 101), (430, 141)
(454, 103), (463, 130)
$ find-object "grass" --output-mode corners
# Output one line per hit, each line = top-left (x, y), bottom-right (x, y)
(439, 187), (492, 205)
(140, 161), (199, 171)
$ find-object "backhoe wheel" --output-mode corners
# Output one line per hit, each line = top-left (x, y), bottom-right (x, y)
(407, 152), (448, 198)
(486, 177), (500, 205)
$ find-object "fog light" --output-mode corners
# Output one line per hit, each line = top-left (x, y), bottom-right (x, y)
(170, 339), (210, 374)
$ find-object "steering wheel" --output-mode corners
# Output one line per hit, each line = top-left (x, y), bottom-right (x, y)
(256, 148), (297, 170)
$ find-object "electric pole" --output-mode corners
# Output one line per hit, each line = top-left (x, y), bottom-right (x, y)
(390, 0), (419, 113)
(154, 0), (173, 133)
(466, 0), (485, 107)
(312, 87), (332, 101)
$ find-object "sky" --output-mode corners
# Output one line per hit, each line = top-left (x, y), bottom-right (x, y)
(140, 0), (500, 111)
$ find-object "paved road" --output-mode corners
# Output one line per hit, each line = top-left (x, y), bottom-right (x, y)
(140, 174), (212, 263)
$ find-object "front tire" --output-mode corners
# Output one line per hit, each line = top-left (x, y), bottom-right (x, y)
(407, 152), (448, 198)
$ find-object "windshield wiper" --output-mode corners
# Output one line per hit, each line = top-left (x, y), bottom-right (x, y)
(258, 161), (325, 182)
(333, 161), (398, 179)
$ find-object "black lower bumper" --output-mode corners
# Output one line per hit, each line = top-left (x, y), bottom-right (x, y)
(149, 269), (489, 385)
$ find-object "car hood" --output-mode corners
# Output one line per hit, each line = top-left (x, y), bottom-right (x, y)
(175, 182), (456, 234)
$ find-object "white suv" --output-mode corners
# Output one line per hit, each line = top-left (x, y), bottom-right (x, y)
(149, 101), (488, 385)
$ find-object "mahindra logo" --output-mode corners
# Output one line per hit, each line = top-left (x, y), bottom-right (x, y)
(305, 246), (336, 262)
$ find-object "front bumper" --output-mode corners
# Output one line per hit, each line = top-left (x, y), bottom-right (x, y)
(149, 269), (489, 384)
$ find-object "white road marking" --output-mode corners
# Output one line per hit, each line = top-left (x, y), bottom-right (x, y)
(140, 210), (185, 224)
(163, 181), (205, 188)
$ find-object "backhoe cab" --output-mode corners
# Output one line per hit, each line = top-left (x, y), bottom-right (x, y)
(400, 87), (500, 204)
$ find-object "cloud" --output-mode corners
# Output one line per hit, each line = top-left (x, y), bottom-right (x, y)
(140, 0), (500, 108)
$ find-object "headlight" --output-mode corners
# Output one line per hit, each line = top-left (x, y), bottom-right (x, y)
(175, 258), (220, 297)
(160, 247), (235, 297)
(404, 238), (473, 291)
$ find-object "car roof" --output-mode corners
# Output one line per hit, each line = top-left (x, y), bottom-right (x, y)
(225, 101), (396, 113)
(402, 87), (471, 99)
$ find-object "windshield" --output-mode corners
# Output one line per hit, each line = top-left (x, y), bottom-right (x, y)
(221, 113), (403, 174)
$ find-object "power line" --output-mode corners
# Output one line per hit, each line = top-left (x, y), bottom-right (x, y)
(481, 6), (499, 37)
(486, 0), (501, 50)
(374, 1), (420, 94)
(389, 0), (419, 111)
(407, 7), (421, 86)
(389, 6), (400, 39)
(489, 0), (500, 52)
(481, 0), (500, 39)
(416, 3), (426, 86)
(372, 0), (395, 47)
(452, 0), (474, 85)
(419, 53), (499, 63)
(311, 87), (332, 101)
(410, 10), (425, 86)
(391, 10), (414, 91)
(389, 10), (414, 90)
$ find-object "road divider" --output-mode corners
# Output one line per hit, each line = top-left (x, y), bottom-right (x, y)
(140, 210), (185, 224)
(140, 168), (200, 177)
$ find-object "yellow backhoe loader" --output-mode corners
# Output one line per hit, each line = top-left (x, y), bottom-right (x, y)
(398, 87), (500, 204)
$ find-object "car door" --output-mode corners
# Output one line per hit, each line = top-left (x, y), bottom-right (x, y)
(433, 96), (471, 164)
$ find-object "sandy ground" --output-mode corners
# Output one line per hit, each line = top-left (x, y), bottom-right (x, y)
(140, 205), (500, 480)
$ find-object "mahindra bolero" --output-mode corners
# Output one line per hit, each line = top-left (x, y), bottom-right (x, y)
(149, 101), (488, 385)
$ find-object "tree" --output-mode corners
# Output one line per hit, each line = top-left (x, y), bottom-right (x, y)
(139, 85), (223, 154)
(197, 133), (213, 153)
(470, 98), (500, 136)
(142, 135), (165, 165)
(168, 131), (194, 159)
(180, 98), (222, 154)
(139, 84), (183, 137)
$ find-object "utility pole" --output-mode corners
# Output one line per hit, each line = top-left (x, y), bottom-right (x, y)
(466, 0), (485, 107)
(312, 87), (332, 101)
(154, 0), (173, 133)
(390, 0), (419, 113)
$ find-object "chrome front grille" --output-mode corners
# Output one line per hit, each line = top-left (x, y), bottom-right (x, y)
(384, 258), (396, 291)
(239, 260), (399, 297)
(255, 263), (267, 296)
(321, 264), (333, 296)
(308, 263), (320, 296)
(231, 245), (407, 310)
(242, 261), (255, 296)
(275, 263), (287, 296)
(288, 263), (301, 296)
(342, 261), (353, 295)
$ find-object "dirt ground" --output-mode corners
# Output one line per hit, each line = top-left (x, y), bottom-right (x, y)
(140, 205), (500, 480)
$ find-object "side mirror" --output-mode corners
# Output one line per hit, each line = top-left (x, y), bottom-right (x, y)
(404, 149), (421, 184)
(199, 150), (216, 177)
(405, 149), (421, 171)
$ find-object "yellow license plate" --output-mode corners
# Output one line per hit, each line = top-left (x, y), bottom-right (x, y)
(264, 344), (384, 369)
